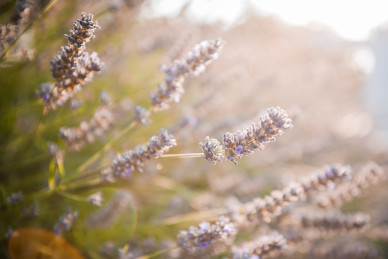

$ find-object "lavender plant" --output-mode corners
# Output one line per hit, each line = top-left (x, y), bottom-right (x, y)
(1, 3), (388, 259)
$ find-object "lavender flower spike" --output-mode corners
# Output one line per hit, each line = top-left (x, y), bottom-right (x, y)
(151, 38), (225, 111)
(200, 136), (225, 164)
(54, 208), (79, 235)
(59, 97), (115, 152)
(240, 164), (352, 225)
(231, 232), (287, 259)
(316, 162), (384, 208)
(224, 107), (293, 165)
(300, 212), (370, 232)
(6, 191), (24, 205)
(134, 105), (152, 125)
(36, 13), (103, 109)
(111, 129), (176, 178)
(177, 216), (236, 254)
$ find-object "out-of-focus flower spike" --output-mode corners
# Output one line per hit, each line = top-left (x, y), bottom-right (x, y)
(111, 129), (176, 178)
(177, 216), (236, 254)
(231, 232), (287, 259)
(151, 38), (225, 111)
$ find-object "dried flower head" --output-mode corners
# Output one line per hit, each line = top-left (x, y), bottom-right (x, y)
(200, 136), (225, 164)
(316, 162), (384, 208)
(100, 168), (116, 183)
(134, 105), (152, 125)
(223, 107), (293, 165)
(0, 2), (34, 55)
(237, 164), (352, 225)
(231, 232), (287, 259)
(300, 213), (370, 232)
(177, 216), (236, 254)
(6, 191), (24, 205)
(100, 90), (113, 105)
(111, 129), (176, 178)
(4, 226), (13, 239)
(150, 39), (225, 111)
(54, 208), (79, 235)
(36, 13), (103, 109)
(59, 98), (115, 151)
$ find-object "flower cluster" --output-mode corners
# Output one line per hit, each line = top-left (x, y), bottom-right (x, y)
(199, 136), (225, 164)
(201, 107), (293, 165)
(300, 213), (370, 232)
(111, 129), (176, 178)
(316, 162), (384, 208)
(150, 39), (225, 111)
(231, 232), (287, 259)
(54, 208), (79, 235)
(59, 103), (114, 151)
(36, 13), (103, 109)
(177, 216), (236, 254)
(6, 191), (24, 205)
(239, 164), (352, 224)
(0, 2), (33, 54)
(134, 105), (152, 125)
(224, 107), (293, 164)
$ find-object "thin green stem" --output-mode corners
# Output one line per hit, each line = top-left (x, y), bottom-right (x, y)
(57, 159), (65, 178)
(48, 158), (56, 190)
(62, 165), (107, 185)
(138, 246), (178, 259)
(75, 119), (137, 173)
(55, 189), (87, 202)
(75, 105), (156, 173)
(160, 153), (203, 158)
(63, 151), (204, 189)
(22, 188), (52, 204)
(61, 177), (109, 192)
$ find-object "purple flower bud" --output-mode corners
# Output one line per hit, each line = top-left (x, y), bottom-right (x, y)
(235, 145), (243, 154)
(200, 241), (208, 249)
(325, 169), (332, 179)
(124, 168), (132, 178)
(82, 56), (88, 65)
(199, 222), (210, 232)
(223, 226), (230, 233)
(43, 93), (51, 101)
(90, 51), (98, 59)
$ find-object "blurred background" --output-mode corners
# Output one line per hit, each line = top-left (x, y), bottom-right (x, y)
(1, 0), (388, 258)
(143, 0), (388, 144)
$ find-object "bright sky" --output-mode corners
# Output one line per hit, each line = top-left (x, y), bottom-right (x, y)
(141, 0), (388, 42)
